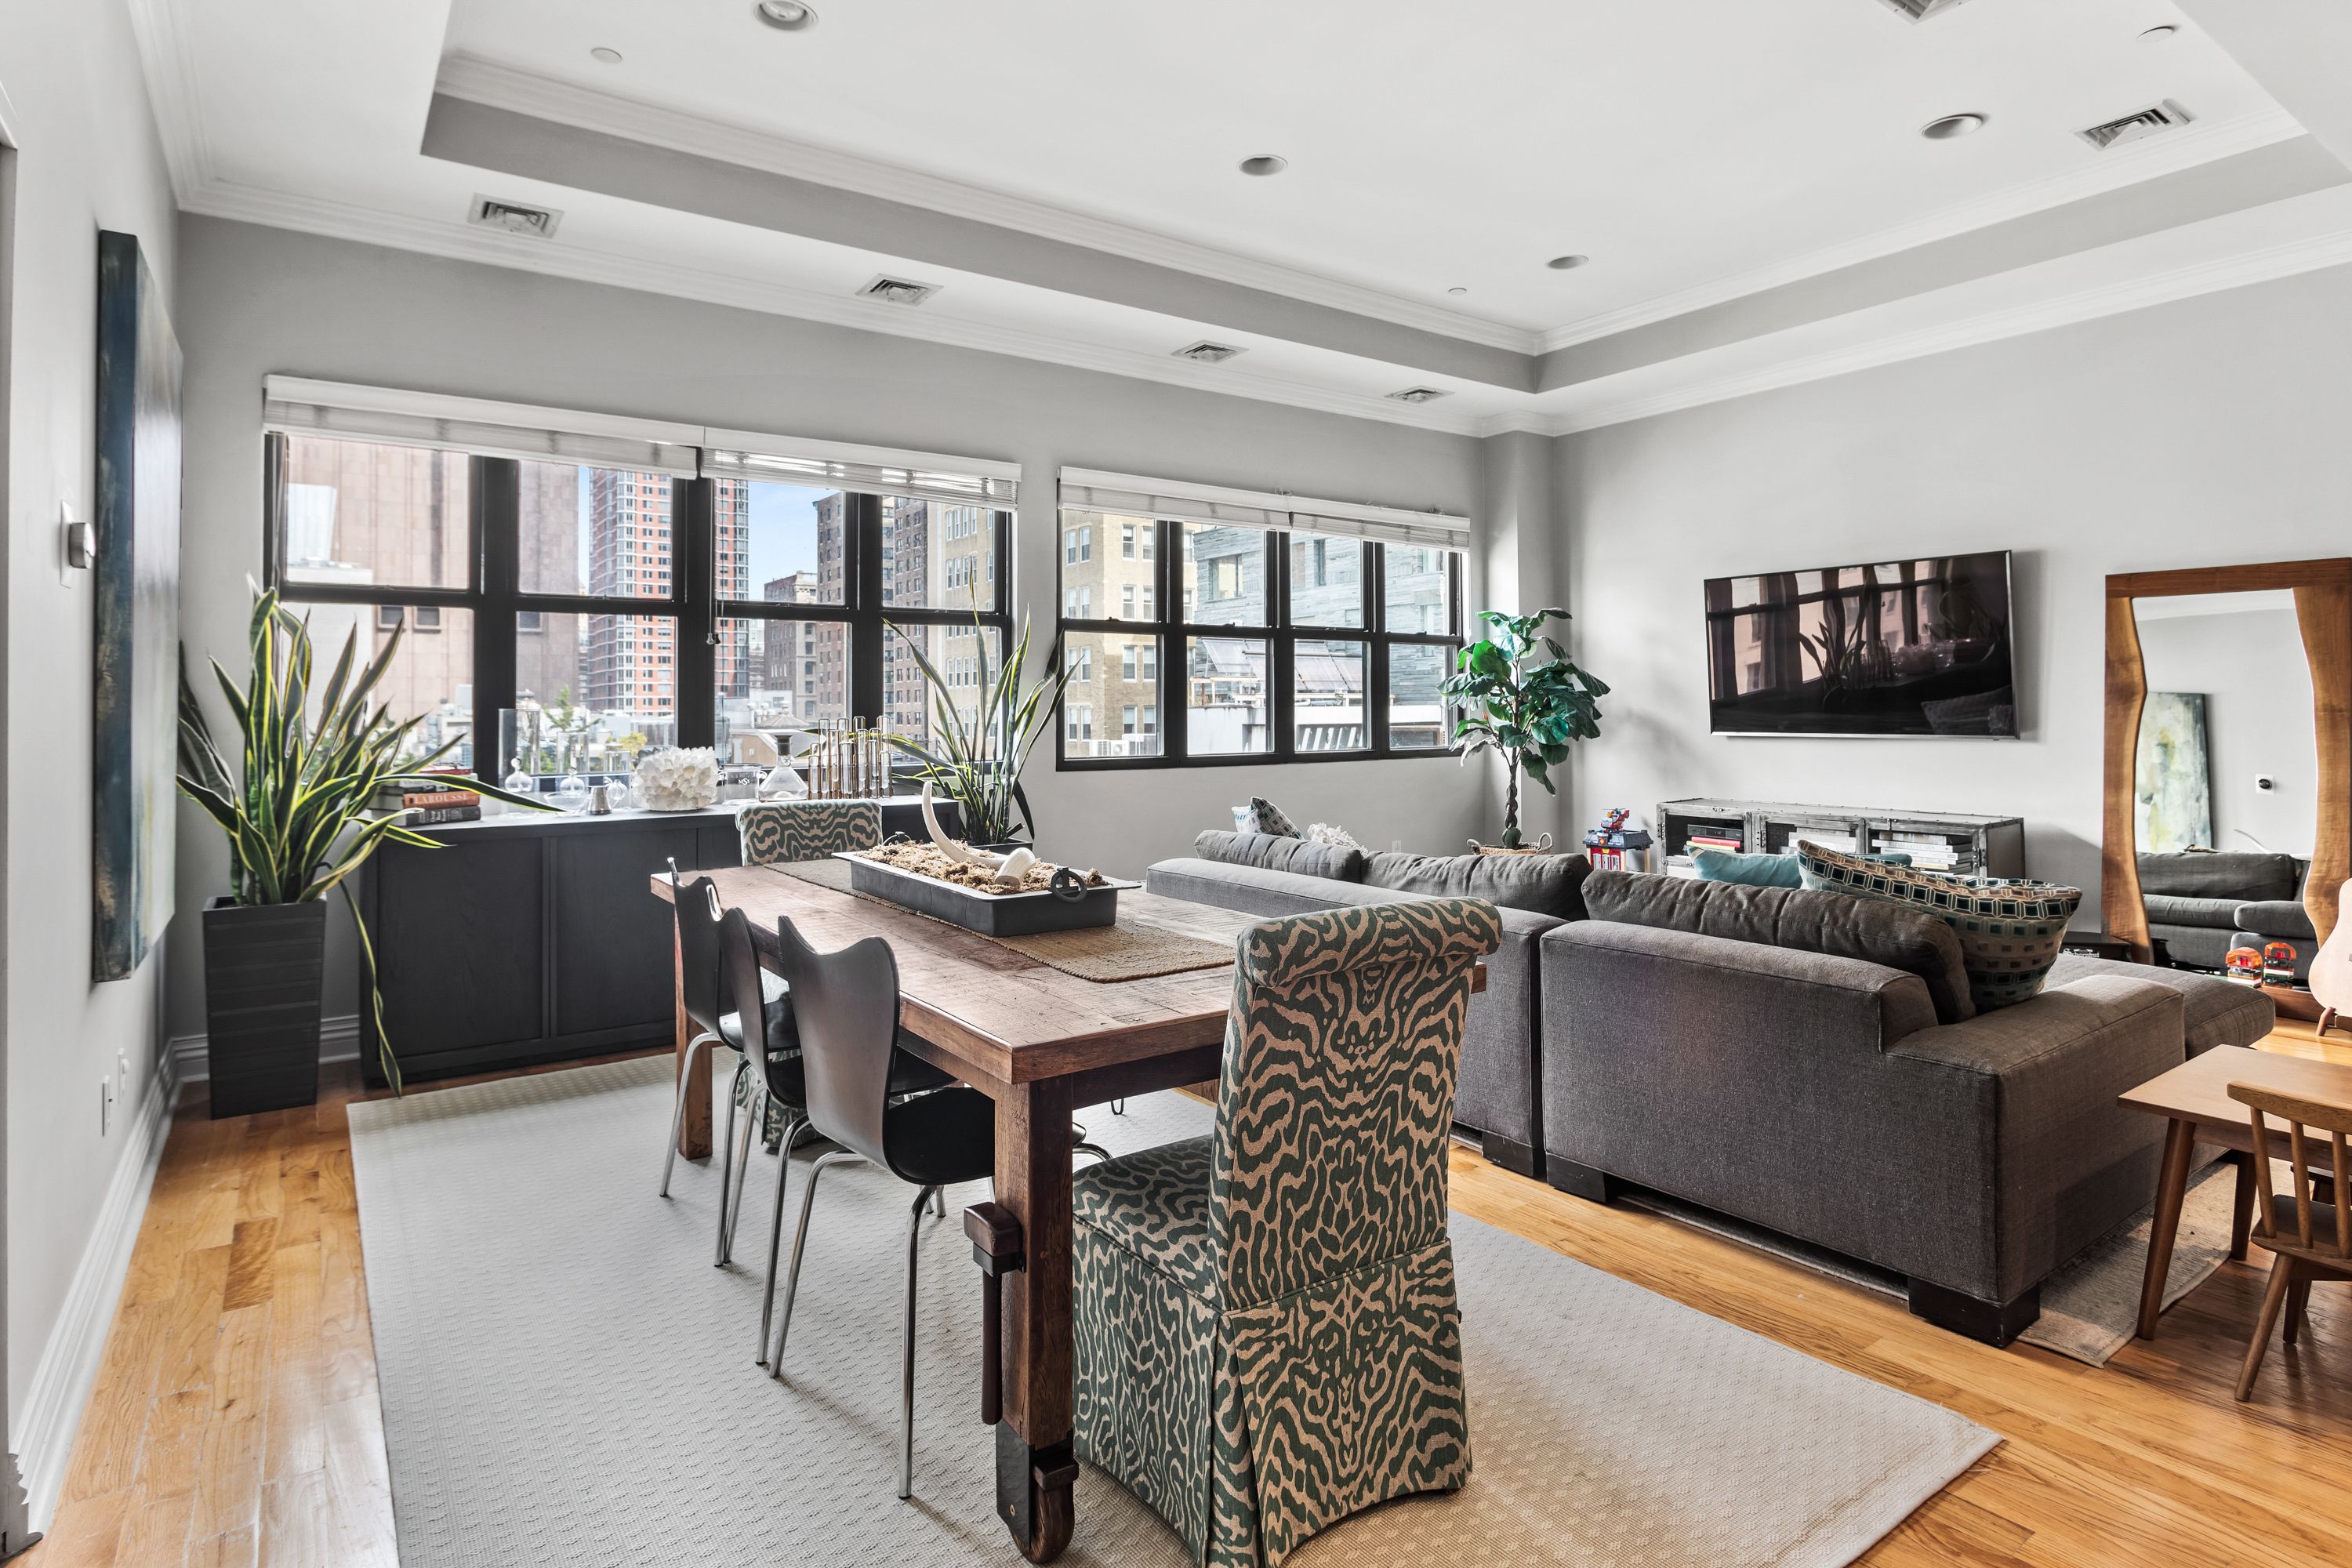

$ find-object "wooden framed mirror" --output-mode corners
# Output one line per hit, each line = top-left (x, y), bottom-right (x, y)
(2103, 558), (2350, 970)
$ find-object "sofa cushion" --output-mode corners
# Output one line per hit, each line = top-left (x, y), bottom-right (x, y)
(2136, 850), (2301, 902)
(1796, 840), (2080, 1013)
(2140, 894), (2244, 931)
(1191, 829), (1365, 882)
(1693, 848), (1911, 888)
(2045, 951), (2273, 1054)
(1581, 869), (1976, 1025)
(2233, 899), (2318, 942)
(1363, 850), (1592, 920)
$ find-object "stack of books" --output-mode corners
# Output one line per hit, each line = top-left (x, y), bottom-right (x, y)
(1881, 838), (1963, 871)
(1683, 827), (1744, 855)
(373, 783), (483, 826)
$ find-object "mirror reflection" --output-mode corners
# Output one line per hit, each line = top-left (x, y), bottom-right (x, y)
(2132, 589), (2317, 979)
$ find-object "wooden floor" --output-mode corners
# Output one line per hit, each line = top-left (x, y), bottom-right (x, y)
(24, 1022), (2352, 1567)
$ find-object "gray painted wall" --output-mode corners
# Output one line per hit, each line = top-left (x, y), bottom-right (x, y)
(2, 0), (181, 1448)
(1555, 261), (2352, 905)
(169, 215), (1496, 1033)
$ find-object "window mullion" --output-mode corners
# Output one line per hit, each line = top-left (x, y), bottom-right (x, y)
(1269, 529), (1294, 763)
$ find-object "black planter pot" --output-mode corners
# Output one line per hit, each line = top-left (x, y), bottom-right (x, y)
(201, 897), (326, 1118)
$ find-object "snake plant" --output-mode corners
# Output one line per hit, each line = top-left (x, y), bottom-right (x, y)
(177, 589), (550, 1091)
(881, 612), (1076, 846)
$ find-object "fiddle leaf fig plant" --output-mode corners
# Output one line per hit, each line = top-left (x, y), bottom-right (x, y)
(1442, 606), (1608, 850)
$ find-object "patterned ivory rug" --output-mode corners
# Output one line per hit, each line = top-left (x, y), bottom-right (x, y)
(349, 1058), (1998, 1567)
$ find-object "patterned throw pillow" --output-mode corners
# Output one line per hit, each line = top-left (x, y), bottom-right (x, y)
(1795, 840), (2082, 1011)
(1247, 796), (1301, 838)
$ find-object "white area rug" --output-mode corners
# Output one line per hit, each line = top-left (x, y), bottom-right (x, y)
(349, 1058), (1998, 1567)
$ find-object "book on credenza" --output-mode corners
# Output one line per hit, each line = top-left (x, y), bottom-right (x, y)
(399, 804), (482, 826)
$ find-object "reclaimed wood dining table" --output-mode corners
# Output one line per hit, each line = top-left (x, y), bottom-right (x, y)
(653, 862), (1483, 1561)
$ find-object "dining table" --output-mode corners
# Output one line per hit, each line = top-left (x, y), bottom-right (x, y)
(652, 860), (1487, 1562)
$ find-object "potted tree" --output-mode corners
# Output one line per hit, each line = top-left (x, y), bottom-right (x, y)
(178, 590), (546, 1112)
(882, 613), (1075, 849)
(1443, 606), (1608, 852)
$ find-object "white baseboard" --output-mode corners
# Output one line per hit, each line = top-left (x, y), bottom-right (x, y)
(9, 1049), (180, 1530)
(169, 1014), (362, 1083)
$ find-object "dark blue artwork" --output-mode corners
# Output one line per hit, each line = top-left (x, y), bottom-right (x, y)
(93, 230), (183, 982)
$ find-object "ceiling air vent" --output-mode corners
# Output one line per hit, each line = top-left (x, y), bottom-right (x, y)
(859, 274), (939, 306)
(1386, 387), (1451, 404)
(2078, 101), (2194, 151)
(1874, 0), (1976, 20)
(1172, 340), (1247, 364)
(466, 195), (562, 238)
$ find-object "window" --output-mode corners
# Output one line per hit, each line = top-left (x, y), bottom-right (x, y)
(1055, 509), (1461, 768)
(266, 430), (1007, 779)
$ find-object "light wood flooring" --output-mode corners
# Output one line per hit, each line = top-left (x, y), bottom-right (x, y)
(24, 1022), (2352, 1567)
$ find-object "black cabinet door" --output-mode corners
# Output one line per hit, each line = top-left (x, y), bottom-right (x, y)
(372, 835), (545, 1058)
(550, 822), (706, 1040)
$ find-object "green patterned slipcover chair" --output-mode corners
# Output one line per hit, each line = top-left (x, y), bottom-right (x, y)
(736, 799), (882, 864)
(1070, 897), (1501, 1567)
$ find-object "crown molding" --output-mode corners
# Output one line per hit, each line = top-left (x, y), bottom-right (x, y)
(122, 0), (213, 202)
(433, 54), (1543, 358)
(181, 178), (1497, 438)
(1542, 201), (2352, 435)
(1534, 103), (2309, 354)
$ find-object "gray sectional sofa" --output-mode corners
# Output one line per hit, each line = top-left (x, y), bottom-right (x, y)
(1145, 831), (1590, 1177)
(1148, 839), (2277, 1345)
(2137, 849), (2310, 973)
(1540, 872), (2271, 1343)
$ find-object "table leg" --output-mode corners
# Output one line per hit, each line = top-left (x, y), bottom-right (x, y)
(2230, 1149), (2257, 1262)
(993, 1076), (1076, 1564)
(2137, 1118), (2198, 1339)
(674, 925), (712, 1161)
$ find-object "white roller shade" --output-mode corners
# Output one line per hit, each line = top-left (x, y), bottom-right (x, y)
(263, 377), (702, 477)
(1058, 467), (1469, 550)
(702, 429), (1018, 510)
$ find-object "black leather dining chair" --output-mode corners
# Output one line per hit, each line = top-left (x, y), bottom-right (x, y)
(656, 866), (760, 1267)
(765, 915), (996, 1500)
(717, 906), (952, 1364)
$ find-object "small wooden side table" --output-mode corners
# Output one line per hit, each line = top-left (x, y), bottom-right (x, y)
(2118, 1046), (2352, 1339)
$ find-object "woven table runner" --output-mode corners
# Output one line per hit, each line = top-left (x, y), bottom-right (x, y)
(763, 858), (1240, 982)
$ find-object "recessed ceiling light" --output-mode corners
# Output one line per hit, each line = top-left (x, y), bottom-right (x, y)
(755, 0), (817, 31)
(590, 46), (623, 64)
(1238, 154), (1287, 177)
(1546, 255), (1589, 270)
(2140, 23), (2179, 40)
(1921, 113), (1987, 140)
(1446, 286), (1468, 296)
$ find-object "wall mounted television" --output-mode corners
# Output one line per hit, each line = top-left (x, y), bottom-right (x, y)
(1704, 550), (2016, 738)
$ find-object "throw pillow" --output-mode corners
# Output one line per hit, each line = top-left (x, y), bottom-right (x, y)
(1795, 840), (2081, 1011)
(1248, 796), (1301, 838)
(1693, 848), (1912, 888)
(1192, 829), (1367, 882)
(1363, 850), (1591, 920)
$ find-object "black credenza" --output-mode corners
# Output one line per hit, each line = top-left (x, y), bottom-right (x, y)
(355, 798), (959, 1086)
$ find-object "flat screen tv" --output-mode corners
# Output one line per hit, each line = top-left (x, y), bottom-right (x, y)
(1704, 550), (2016, 738)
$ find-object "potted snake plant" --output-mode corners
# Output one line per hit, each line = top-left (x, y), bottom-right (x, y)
(882, 612), (1076, 849)
(178, 590), (547, 1112)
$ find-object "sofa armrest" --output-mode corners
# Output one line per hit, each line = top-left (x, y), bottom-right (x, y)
(2232, 899), (2317, 942)
(1889, 974), (2184, 1301)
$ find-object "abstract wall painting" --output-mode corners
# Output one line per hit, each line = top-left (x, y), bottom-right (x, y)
(2135, 690), (2213, 855)
(93, 230), (183, 982)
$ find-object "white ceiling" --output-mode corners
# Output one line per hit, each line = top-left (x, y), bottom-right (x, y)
(129, 0), (2352, 436)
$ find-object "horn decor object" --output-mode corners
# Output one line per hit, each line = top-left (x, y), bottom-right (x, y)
(921, 782), (1035, 888)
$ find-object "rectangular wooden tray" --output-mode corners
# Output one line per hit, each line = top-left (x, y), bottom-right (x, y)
(835, 852), (1140, 937)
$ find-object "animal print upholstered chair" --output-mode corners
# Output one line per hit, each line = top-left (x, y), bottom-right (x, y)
(736, 799), (882, 865)
(1069, 897), (1501, 1568)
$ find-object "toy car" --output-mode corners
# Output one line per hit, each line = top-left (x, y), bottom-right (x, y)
(2262, 942), (2299, 987)
(2224, 946), (2266, 987)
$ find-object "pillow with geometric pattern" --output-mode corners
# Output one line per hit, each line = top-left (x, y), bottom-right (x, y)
(1795, 839), (2083, 1011)
(1245, 796), (1301, 838)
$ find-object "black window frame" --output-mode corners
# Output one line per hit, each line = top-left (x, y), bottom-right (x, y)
(1053, 516), (1462, 771)
(262, 432), (1011, 780)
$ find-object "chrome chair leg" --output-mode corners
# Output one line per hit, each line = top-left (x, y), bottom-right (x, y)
(900, 1184), (934, 1500)
(658, 1032), (724, 1196)
(722, 1080), (764, 1265)
(1073, 1142), (1112, 1164)
(771, 1150), (863, 1378)
(715, 1058), (751, 1267)
(1111, 1098), (1127, 1115)
(930, 1188), (946, 1219)
(757, 1114), (809, 1364)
